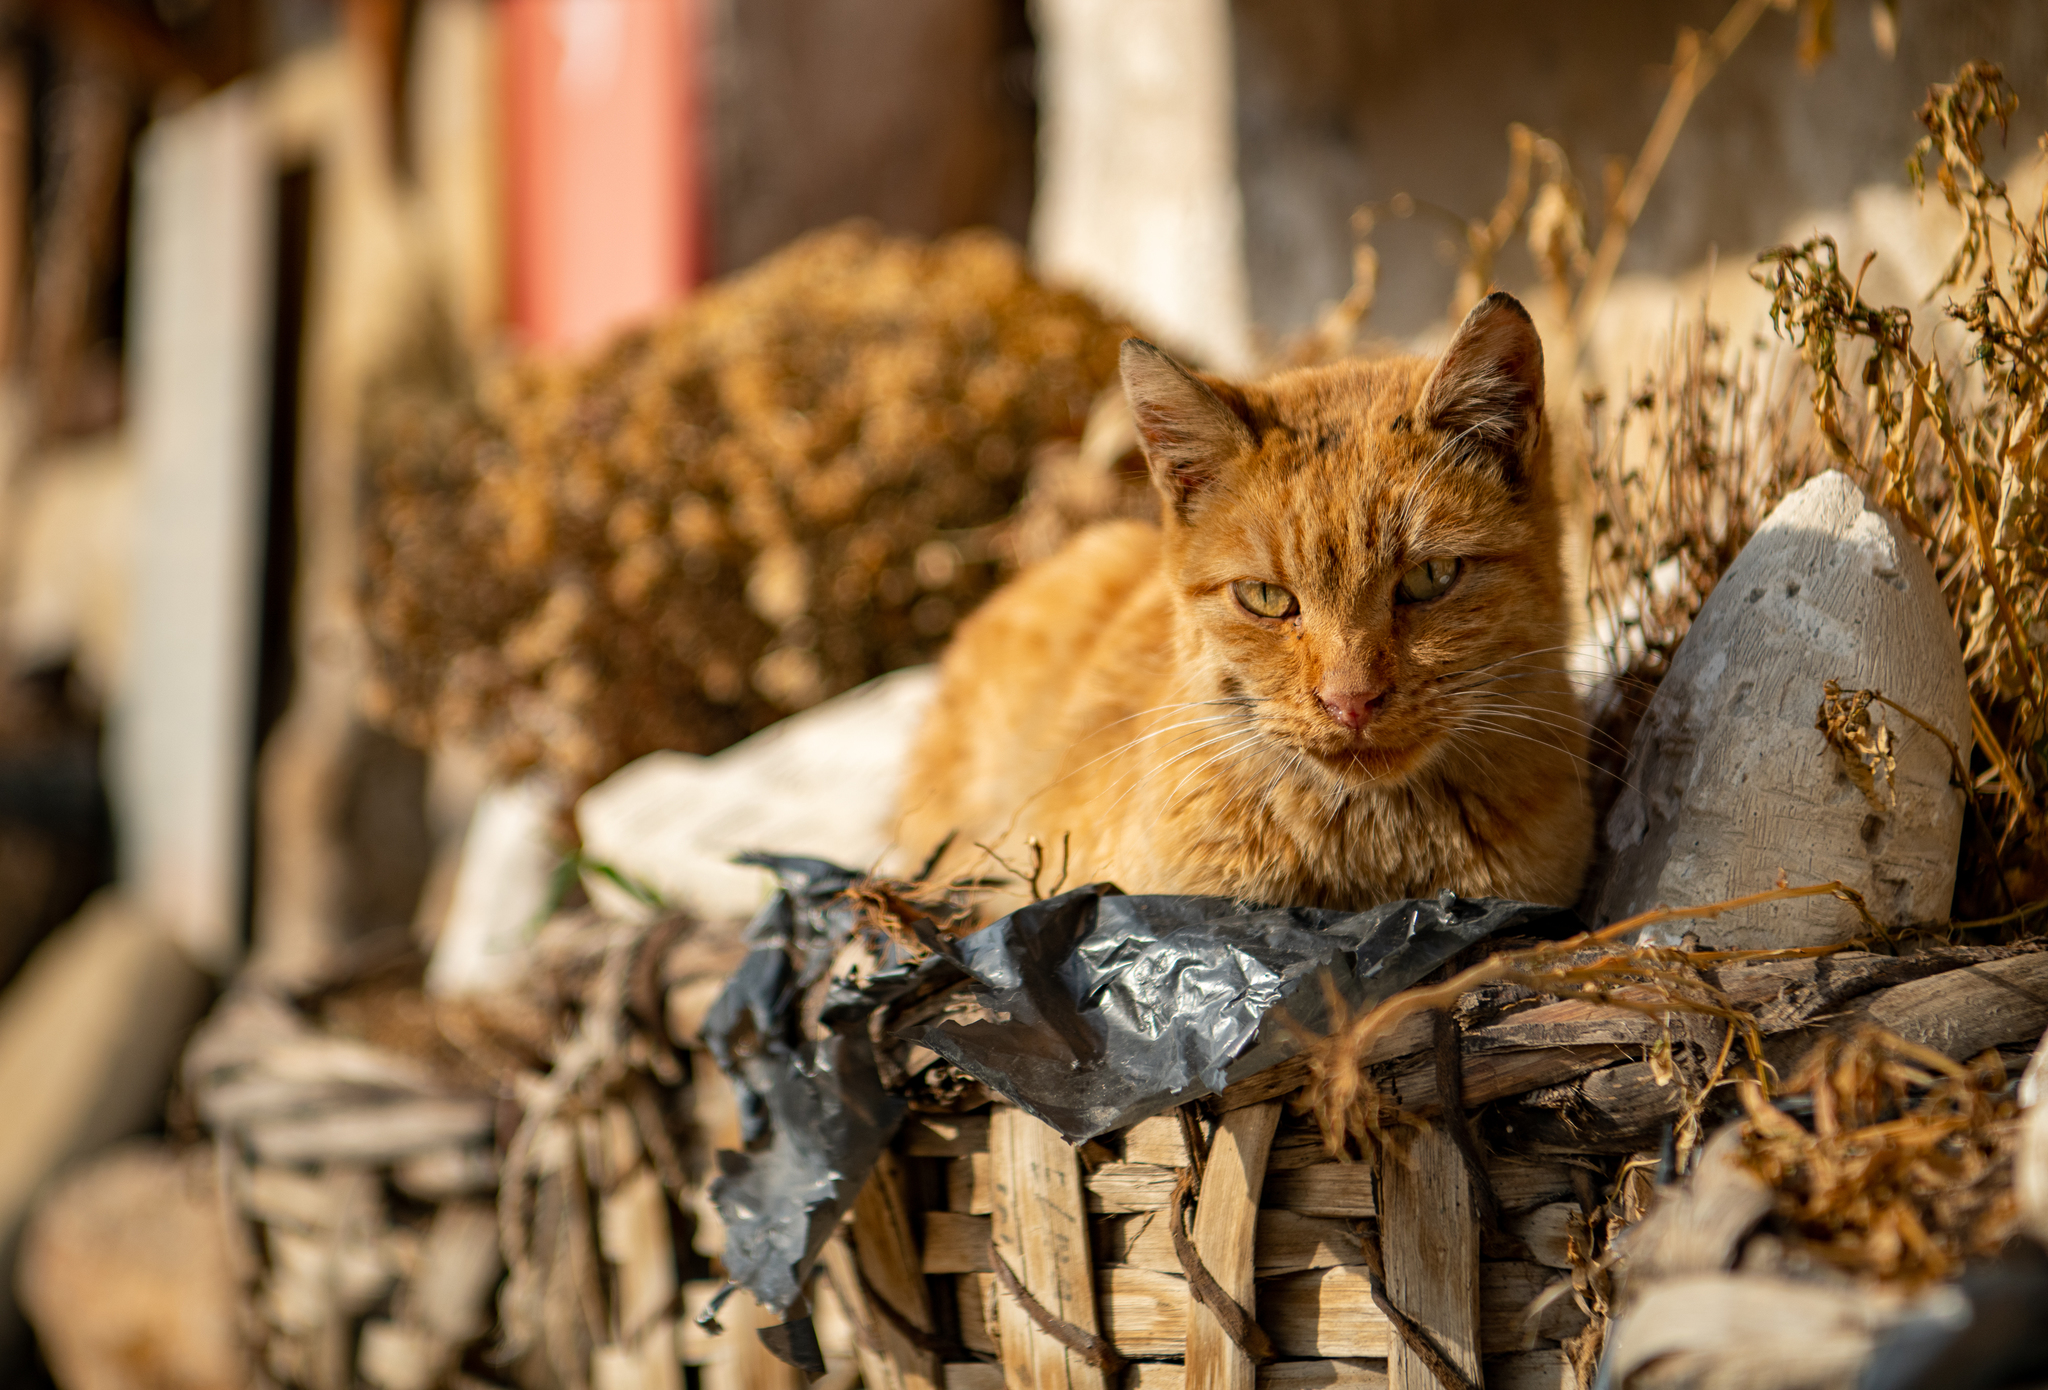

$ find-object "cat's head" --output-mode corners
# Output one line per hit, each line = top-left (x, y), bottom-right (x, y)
(1120, 292), (1569, 787)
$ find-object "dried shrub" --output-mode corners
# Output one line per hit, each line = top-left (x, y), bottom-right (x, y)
(1584, 321), (1824, 687)
(1582, 316), (1829, 794)
(361, 224), (1127, 787)
(1740, 1027), (2020, 1286)
(1753, 62), (2048, 917)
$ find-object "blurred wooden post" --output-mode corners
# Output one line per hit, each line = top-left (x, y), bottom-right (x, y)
(1186, 1100), (1280, 1390)
(1381, 1125), (1482, 1390)
(0, 51), (27, 374)
(989, 1105), (1107, 1390)
(121, 81), (271, 973)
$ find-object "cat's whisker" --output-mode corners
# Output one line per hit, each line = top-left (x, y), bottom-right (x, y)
(1155, 729), (1275, 808)
(1445, 696), (1632, 760)
(1429, 643), (1588, 681)
(1061, 714), (1251, 773)
(1447, 715), (1608, 786)
(1440, 665), (1613, 691)
(1445, 690), (1621, 739)
(1092, 722), (1273, 818)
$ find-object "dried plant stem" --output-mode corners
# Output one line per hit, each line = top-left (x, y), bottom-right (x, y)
(1309, 881), (1875, 1150)
(1571, 0), (1775, 346)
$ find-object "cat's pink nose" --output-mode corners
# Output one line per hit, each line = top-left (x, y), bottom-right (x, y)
(1319, 683), (1386, 730)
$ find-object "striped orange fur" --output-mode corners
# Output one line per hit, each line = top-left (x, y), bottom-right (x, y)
(895, 293), (1592, 916)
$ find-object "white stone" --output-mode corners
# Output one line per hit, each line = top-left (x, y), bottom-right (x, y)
(576, 666), (939, 923)
(3, 431), (134, 699)
(425, 778), (559, 996)
(1597, 471), (1969, 947)
(18, 1142), (247, 1390)
(0, 898), (211, 1358)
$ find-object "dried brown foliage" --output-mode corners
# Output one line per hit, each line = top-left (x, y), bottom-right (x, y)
(360, 224), (1126, 787)
(1584, 317), (1826, 691)
(1740, 1027), (2020, 1286)
(1754, 62), (2048, 914)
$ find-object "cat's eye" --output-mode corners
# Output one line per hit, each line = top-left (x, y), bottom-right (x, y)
(1396, 558), (1461, 604)
(1231, 580), (1299, 619)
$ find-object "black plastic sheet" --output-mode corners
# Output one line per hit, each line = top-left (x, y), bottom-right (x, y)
(907, 882), (1576, 1142)
(699, 856), (920, 1343)
(702, 858), (1575, 1365)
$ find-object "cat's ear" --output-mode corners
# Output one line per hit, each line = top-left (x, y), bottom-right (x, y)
(1415, 292), (1544, 480)
(1121, 338), (1255, 518)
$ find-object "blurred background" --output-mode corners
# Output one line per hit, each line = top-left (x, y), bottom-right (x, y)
(0, 0), (2035, 1386)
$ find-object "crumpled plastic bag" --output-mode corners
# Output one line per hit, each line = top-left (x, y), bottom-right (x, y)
(700, 859), (1576, 1363)
(905, 882), (1577, 1141)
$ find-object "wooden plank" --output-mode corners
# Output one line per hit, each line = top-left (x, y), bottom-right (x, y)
(989, 1105), (1109, 1390)
(1506, 1204), (1576, 1271)
(1214, 1056), (1311, 1111)
(1251, 1211), (1368, 1277)
(958, 1158), (1391, 1222)
(1093, 1267), (1194, 1358)
(1380, 1126), (1480, 1389)
(1386, 1045), (1632, 1110)
(1266, 1123), (1337, 1171)
(923, 1210), (991, 1274)
(944, 1365), (1004, 1390)
(947, 1153), (988, 1213)
(1212, 1015), (1434, 1114)
(123, 81), (272, 971)
(598, 1166), (677, 1339)
(1463, 999), (1664, 1051)
(1125, 1114), (1192, 1166)
(955, 1156), (1185, 1215)
(1486, 1349), (1576, 1390)
(849, 1153), (941, 1390)
(1089, 1163), (1182, 1213)
(1856, 954), (2048, 1062)
(958, 1267), (1552, 1360)
(956, 1275), (997, 1357)
(1096, 1209), (1366, 1277)
(1487, 1161), (1576, 1214)
(1506, 1061), (1684, 1153)
(1480, 1262), (1584, 1348)
(1263, 1164), (1375, 1217)
(903, 1113), (990, 1157)
(1128, 1360), (1390, 1390)
(1187, 1100), (1281, 1390)
(1259, 1363), (1388, 1390)
(1258, 1270), (1392, 1358)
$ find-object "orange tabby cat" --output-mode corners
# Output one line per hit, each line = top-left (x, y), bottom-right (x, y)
(895, 292), (1592, 914)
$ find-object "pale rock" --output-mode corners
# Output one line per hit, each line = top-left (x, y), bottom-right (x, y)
(17, 1142), (247, 1390)
(576, 666), (938, 922)
(425, 777), (559, 996)
(0, 895), (211, 1360)
(3, 430), (134, 698)
(408, 1200), (502, 1344)
(1598, 471), (1969, 947)
(358, 1319), (443, 1390)
(2019, 1026), (2048, 1245)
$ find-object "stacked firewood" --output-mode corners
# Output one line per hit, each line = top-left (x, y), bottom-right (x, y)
(164, 902), (2048, 1390)
(845, 941), (2048, 1390)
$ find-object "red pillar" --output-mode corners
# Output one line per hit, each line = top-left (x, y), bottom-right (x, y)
(503, 0), (703, 352)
